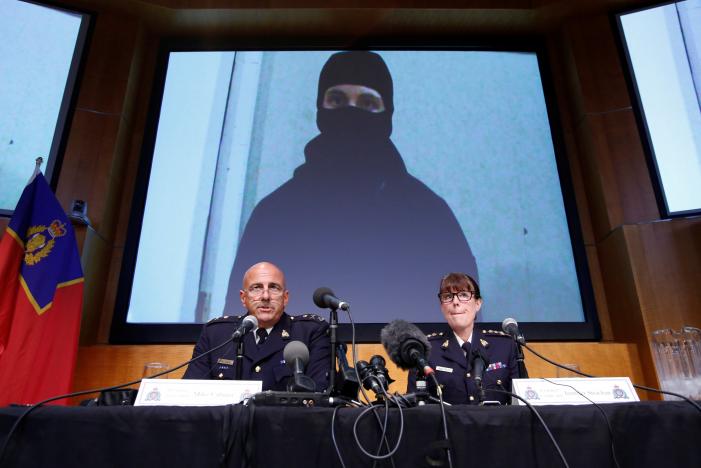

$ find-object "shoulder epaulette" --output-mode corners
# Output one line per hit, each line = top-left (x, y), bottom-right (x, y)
(205, 315), (241, 326)
(293, 313), (326, 322)
(426, 331), (446, 340)
(481, 329), (510, 337)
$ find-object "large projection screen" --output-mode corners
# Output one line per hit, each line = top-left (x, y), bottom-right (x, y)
(618, 0), (701, 217)
(0, 0), (91, 213)
(112, 48), (597, 343)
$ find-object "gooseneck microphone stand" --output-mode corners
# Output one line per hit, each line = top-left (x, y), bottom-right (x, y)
(235, 338), (245, 380)
(516, 334), (529, 379)
(328, 306), (338, 393)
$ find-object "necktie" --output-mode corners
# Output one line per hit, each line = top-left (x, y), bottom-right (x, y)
(462, 342), (472, 371)
(256, 328), (268, 346)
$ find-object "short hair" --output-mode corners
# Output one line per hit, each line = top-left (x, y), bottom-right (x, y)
(438, 272), (481, 300)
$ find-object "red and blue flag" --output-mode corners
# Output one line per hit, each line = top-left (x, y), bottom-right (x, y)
(0, 173), (83, 405)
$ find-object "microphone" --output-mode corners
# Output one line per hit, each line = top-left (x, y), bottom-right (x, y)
(502, 317), (529, 379)
(356, 355), (394, 397)
(471, 348), (488, 388)
(502, 317), (525, 344)
(232, 315), (258, 340)
(356, 360), (383, 396)
(380, 320), (434, 376)
(313, 287), (350, 311)
(283, 341), (316, 392)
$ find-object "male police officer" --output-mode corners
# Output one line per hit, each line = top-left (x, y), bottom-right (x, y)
(407, 273), (520, 405)
(184, 262), (330, 392)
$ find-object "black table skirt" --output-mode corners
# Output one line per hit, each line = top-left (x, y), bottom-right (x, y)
(1, 401), (699, 467)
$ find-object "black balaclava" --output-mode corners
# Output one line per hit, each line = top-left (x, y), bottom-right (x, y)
(316, 51), (394, 139)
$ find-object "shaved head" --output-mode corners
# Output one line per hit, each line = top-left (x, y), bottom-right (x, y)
(242, 261), (286, 289)
(240, 262), (288, 328)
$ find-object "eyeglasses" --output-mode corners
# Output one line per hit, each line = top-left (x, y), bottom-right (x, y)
(247, 284), (285, 298)
(437, 291), (475, 303)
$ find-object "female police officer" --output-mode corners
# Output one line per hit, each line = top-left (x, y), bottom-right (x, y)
(407, 273), (520, 405)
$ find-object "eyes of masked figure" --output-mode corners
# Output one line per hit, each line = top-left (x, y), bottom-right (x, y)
(323, 84), (385, 113)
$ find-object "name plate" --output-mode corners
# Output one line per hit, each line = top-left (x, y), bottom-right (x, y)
(134, 379), (262, 407)
(512, 377), (639, 406)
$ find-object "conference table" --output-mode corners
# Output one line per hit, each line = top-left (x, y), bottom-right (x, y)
(0, 401), (699, 467)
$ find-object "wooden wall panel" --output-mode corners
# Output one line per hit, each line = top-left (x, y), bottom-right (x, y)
(72, 341), (648, 404)
(56, 12), (141, 225)
(557, 14), (658, 240)
(624, 219), (701, 333)
(95, 29), (162, 343)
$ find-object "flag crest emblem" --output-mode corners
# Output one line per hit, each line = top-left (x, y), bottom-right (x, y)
(24, 220), (67, 266)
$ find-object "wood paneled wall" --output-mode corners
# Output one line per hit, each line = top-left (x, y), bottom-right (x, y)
(547, 12), (701, 392)
(72, 341), (648, 402)
(2, 1), (699, 403)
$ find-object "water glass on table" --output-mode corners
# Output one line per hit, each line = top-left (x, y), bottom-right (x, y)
(142, 362), (169, 379)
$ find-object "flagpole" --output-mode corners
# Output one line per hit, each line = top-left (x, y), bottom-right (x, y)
(28, 157), (43, 184)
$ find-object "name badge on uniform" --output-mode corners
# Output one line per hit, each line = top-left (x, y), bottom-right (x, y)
(436, 366), (453, 373)
(217, 358), (234, 366)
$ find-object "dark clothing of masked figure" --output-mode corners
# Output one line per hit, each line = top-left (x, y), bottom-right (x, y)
(224, 51), (478, 322)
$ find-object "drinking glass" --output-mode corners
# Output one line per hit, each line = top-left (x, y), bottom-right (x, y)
(142, 362), (169, 379)
(556, 363), (581, 378)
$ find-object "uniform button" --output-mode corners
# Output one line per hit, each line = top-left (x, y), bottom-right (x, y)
(218, 373), (223, 378)
(254, 366), (261, 373)
(466, 373), (471, 378)
(497, 379), (502, 385)
(469, 396), (475, 401)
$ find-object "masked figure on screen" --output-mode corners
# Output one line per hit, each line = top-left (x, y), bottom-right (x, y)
(224, 51), (478, 321)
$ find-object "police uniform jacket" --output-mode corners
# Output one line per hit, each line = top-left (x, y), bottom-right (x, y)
(183, 312), (330, 392)
(407, 327), (520, 405)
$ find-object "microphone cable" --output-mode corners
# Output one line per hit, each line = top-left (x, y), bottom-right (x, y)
(521, 342), (701, 413)
(429, 373), (454, 468)
(491, 388), (571, 468)
(0, 336), (236, 466)
(351, 387), (405, 462)
(332, 307), (397, 468)
(331, 405), (348, 468)
(539, 378), (622, 468)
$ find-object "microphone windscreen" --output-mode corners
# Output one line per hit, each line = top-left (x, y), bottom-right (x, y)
(283, 340), (310, 367)
(313, 287), (334, 308)
(502, 317), (518, 335)
(380, 320), (431, 369)
(242, 314), (258, 329)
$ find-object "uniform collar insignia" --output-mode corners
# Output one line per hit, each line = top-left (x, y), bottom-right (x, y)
(442, 339), (450, 349)
(480, 338), (489, 348)
(281, 329), (290, 339)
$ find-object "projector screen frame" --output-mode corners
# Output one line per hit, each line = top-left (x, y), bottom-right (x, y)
(110, 36), (601, 344)
(0, 0), (93, 215)
(613, 1), (701, 219)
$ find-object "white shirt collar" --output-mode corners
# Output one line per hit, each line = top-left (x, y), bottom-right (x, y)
(254, 326), (274, 343)
(453, 330), (473, 348)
